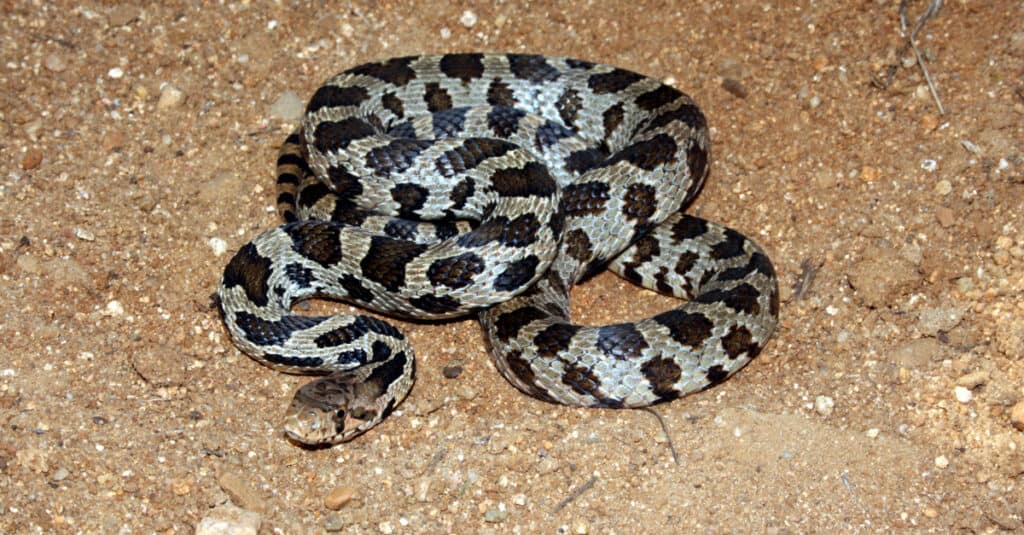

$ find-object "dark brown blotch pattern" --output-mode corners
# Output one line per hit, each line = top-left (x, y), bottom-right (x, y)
(500, 214), (541, 247)
(435, 138), (516, 177)
(597, 323), (648, 360)
(431, 107), (468, 137)
(360, 236), (428, 291)
(641, 356), (683, 402)
(634, 85), (680, 111)
(720, 325), (758, 360)
(439, 53), (485, 83)
(486, 106), (526, 138)
(427, 252), (485, 289)
(493, 255), (540, 292)
(486, 78), (516, 106)
(653, 309), (714, 348)
(348, 56), (417, 86)
(588, 68), (644, 94)
(365, 139), (434, 177)
(493, 306), (547, 342)
(313, 117), (377, 153)
(222, 243), (273, 307)
(390, 183), (429, 218)
(605, 133), (678, 171)
(381, 92), (404, 118)
(507, 54), (560, 83)
(235, 311), (326, 347)
(423, 82), (453, 112)
(695, 282), (762, 315)
(306, 85), (370, 114)
(488, 162), (557, 198)
(504, 351), (557, 403)
(560, 181), (610, 216)
(562, 228), (593, 262)
(284, 221), (343, 266)
(533, 322), (580, 358)
(561, 362), (603, 399)
(621, 183), (657, 220)
(555, 88), (582, 127)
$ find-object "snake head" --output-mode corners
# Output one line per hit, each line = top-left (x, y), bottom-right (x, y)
(282, 372), (385, 446)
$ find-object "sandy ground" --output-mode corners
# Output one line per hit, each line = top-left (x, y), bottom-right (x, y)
(2, 1), (1023, 533)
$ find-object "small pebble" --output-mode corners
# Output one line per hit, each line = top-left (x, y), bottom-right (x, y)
(102, 130), (125, 152)
(955, 371), (989, 390)
(44, 53), (67, 72)
(52, 467), (70, 481)
(954, 386), (973, 403)
(324, 486), (357, 510)
(442, 365), (463, 379)
(960, 139), (981, 154)
(324, 515), (345, 532)
(890, 338), (940, 368)
(721, 78), (748, 98)
(483, 508), (507, 523)
(933, 179), (952, 195)
(459, 10), (478, 28)
(105, 300), (125, 316)
(108, 67), (124, 79)
(814, 395), (835, 416)
(812, 55), (829, 71)
(73, 228), (96, 242)
(208, 237), (228, 256)
(934, 455), (949, 469)
(158, 84), (185, 110)
(865, 428), (880, 439)
(217, 471), (266, 513)
(860, 165), (879, 182)
(1010, 401), (1024, 431)
(917, 307), (963, 335)
(196, 504), (261, 535)
(934, 206), (955, 228)
(269, 91), (304, 121)
(21, 149), (43, 170)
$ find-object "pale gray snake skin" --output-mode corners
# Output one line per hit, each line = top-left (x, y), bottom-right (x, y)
(216, 54), (780, 445)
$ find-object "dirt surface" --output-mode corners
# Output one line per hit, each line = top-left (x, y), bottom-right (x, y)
(2, 1), (1023, 533)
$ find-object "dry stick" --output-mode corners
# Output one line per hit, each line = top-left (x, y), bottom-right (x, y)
(641, 407), (681, 466)
(793, 257), (823, 301)
(552, 475), (598, 512)
(899, 0), (945, 114)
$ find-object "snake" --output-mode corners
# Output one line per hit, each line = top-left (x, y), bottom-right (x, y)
(216, 54), (779, 446)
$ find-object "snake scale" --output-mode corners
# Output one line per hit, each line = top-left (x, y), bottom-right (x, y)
(216, 53), (779, 445)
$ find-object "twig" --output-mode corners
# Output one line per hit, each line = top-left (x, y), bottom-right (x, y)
(899, 0), (945, 114)
(31, 32), (77, 49)
(641, 407), (680, 465)
(552, 475), (597, 512)
(793, 257), (823, 301)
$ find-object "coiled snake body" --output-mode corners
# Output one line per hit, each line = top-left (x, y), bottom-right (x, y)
(217, 54), (779, 445)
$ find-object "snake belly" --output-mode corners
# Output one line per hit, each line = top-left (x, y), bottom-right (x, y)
(216, 53), (779, 445)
